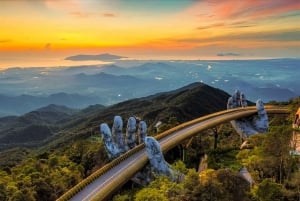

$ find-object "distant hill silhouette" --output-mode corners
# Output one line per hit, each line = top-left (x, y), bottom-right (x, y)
(0, 82), (229, 151)
(1, 60), (298, 111)
(0, 93), (103, 117)
(0, 104), (79, 150)
(64, 53), (127, 61)
(47, 82), (230, 150)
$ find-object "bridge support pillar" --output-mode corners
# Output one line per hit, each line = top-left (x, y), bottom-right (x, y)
(181, 137), (194, 162)
(182, 148), (186, 162)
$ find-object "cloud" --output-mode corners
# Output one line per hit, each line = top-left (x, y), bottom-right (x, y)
(197, 23), (224, 30)
(211, 0), (300, 20)
(229, 21), (256, 28)
(177, 29), (300, 44)
(225, 30), (300, 42)
(44, 0), (81, 13)
(69, 11), (91, 18)
(0, 39), (12, 43)
(217, 52), (241, 57)
(45, 43), (51, 49)
(112, 0), (196, 14)
(102, 13), (116, 17)
(69, 11), (117, 18)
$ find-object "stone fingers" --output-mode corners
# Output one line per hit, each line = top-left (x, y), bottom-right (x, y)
(100, 123), (120, 159)
(253, 99), (268, 133)
(112, 116), (127, 153)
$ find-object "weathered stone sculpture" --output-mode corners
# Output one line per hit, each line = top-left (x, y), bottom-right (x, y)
(101, 116), (182, 185)
(253, 99), (268, 133)
(227, 89), (247, 109)
(240, 92), (247, 107)
(138, 121), (147, 144)
(144, 136), (175, 180)
(125, 117), (137, 149)
(100, 116), (142, 159)
(227, 90), (268, 139)
(112, 116), (128, 153)
(100, 123), (121, 159)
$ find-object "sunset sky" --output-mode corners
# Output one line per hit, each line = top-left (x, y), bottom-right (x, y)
(1, 0), (300, 68)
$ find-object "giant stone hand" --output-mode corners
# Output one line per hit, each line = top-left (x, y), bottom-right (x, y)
(100, 116), (138, 159)
(101, 116), (182, 184)
(144, 136), (175, 181)
(125, 117), (137, 149)
(138, 121), (147, 144)
(227, 90), (268, 139)
(100, 123), (121, 159)
(100, 116), (149, 159)
(112, 116), (128, 153)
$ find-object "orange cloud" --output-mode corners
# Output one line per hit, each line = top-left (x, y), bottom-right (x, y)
(0, 39), (12, 43)
(69, 11), (91, 18)
(197, 23), (225, 30)
(213, 0), (300, 20)
(102, 13), (116, 17)
(44, 0), (81, 13)
(45, 43), (51, 50)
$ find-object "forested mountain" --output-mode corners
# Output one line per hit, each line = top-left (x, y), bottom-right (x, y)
(0, 82), (229, 151)
(0, 83), (298, 201)
(0, 93), (103, 116)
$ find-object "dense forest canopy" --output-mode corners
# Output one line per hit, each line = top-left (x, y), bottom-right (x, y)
(0, 94), (299, 201)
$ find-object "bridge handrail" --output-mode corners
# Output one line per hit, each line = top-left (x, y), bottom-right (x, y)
(57, 106), (288, 201)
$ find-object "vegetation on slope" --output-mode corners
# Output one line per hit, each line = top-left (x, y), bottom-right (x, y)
(0, 84), (298, 200)
(0, 140), (108, 200)
(0, 83), (229, 200)
(111, 98), (300, 201)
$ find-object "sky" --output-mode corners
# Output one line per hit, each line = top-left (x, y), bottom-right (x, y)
(1, 0), (300, 68)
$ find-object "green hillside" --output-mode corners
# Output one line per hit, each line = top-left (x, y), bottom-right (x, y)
(0, 83), (298, 201)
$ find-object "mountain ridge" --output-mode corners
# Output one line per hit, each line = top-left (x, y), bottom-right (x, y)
(64, 53), (127, 61)
(0, 93), (103, 117)
(0, 82), (229, 151)
(1, 60), (299, 112)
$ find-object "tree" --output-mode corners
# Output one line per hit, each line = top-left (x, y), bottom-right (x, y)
(237, 126), (296, 184)
(134, 188), (168, 201)
(214, 169), (250, 201)
(255, 179), (284, 201)
(33, 178), (55, 201)
(197, 168), (251, 201)
(113, 194), (131, 201)
(262, 126), (293, 183)
(0, 182), (6, 201)
(67, 140), (108, 177)
(283, 171), (300, 200)
(149, 176), (183, 200)
(198, 169), (224, 201)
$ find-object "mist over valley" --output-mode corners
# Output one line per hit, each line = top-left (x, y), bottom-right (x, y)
(0, 58), (299, 116)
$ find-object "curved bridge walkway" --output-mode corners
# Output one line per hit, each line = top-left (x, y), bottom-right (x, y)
(57, 106), (288, 201)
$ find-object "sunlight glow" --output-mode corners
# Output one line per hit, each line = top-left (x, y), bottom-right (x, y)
(0, 0), (300, 68)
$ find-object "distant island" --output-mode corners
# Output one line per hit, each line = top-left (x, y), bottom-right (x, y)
(64, 53), (127, 61)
